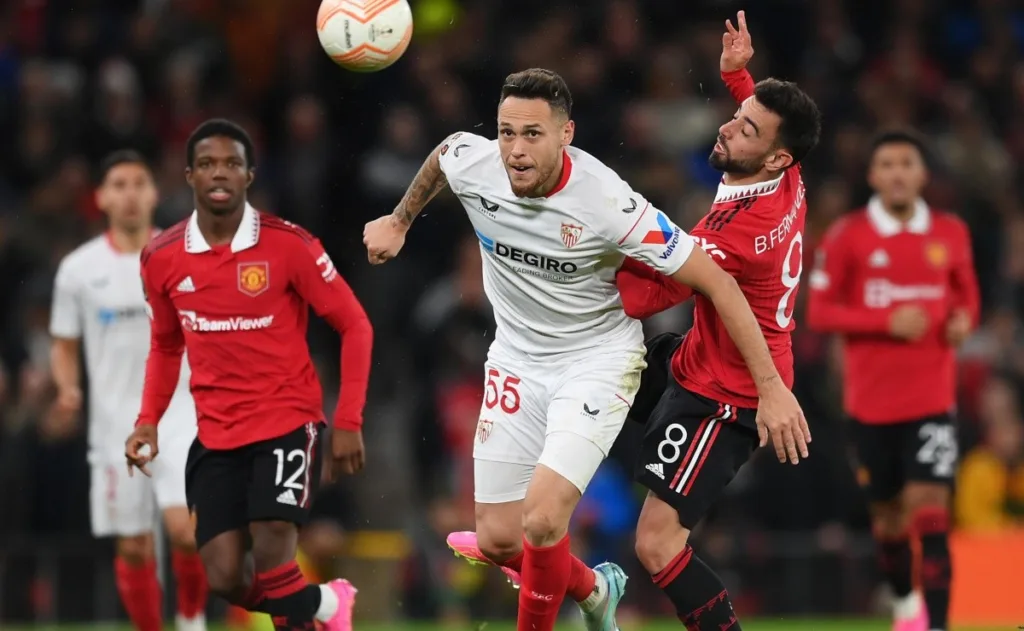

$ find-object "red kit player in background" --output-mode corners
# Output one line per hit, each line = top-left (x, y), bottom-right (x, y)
(807, 131), (979, 631)
(614, 13), (819, 630)
(124, 119), (374, 631)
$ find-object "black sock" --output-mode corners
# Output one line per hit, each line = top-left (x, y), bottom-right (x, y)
(914, 509), (951, 630)
(256, 561), (322, 630)
(876, 536), (913, 598)
(653, 545), (740, 631)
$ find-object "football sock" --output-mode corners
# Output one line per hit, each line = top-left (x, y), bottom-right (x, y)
(517, 534), (572, 631)
(257, 561), (322, 629)
(500, 548), (599, 605)
(876, 533), (913, 598)
(114, 557), (163, 631)
(913, 507), (951, 631)
(171, 550), (209, 620)
(652, 545), (740, 631)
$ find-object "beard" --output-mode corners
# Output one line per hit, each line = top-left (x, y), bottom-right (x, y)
(708, 149), (763, 176)
(507, 163), (555, 198)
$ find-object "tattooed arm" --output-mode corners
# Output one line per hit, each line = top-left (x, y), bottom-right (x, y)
(391, 144), (449, 228)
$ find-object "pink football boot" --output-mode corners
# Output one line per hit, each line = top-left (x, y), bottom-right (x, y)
(892, 592), (928, 631)
(446, 531), (522, 588)
(318, 579), (357, 631)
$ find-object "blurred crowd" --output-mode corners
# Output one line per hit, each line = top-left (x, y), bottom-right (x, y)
(0, 0), (1023, 623)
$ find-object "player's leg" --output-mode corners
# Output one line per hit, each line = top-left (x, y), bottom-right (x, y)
(247, 422), (355, 631)
(852, 421), (925, 630)
(902, 415), (958, 631)
(633, 387), (755, 631)
(154, 424), (209, 631)
(91, 463), (163, 631)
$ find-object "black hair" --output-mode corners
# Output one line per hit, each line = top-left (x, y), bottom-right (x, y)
(98, 149), (151, 184)
(185, 118), (256, 168)
(753, 78), (822, 165)
(869, 128), (931, 167)
(499, 68), (573, 119)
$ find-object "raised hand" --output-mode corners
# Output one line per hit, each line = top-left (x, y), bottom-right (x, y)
(721, 10), (754, 73)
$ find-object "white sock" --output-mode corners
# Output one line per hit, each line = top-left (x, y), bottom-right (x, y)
(314, 584), (340, 622)
(893, 591), (922, 621)
(579, 569), (607, 613)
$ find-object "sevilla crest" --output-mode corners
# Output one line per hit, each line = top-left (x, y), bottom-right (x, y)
(560, 223), (583, 248)
(238, 262), (269, 297)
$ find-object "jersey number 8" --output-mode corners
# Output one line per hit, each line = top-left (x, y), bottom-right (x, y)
(775, 231), (804, 329)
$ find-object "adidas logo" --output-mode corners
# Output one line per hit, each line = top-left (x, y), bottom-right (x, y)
(176, 276), (196, 293)
(276, 489), (297, 506)
(868, 249), (890, 268)
(646, 462), (665, 479)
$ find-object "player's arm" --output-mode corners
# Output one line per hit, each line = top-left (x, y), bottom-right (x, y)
(49, 259), (84, 417)
(616, 257), (694, 319)
(391, 141), (449, 228)
(720, 11), (756, 103)
(291, 238), (373, 432)
(806, 220), (894, 334)
(136, 254), (185, 428)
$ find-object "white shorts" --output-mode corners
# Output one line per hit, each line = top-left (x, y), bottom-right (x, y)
(473, 343), (646, 503)
(89, 414), (196, 538)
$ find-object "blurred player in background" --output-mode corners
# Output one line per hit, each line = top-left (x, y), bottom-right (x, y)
(614, 12), (819, 630)
(363, 64), (806, 631)
(807, 130), (979, 631)
(49, 150), (209, 631)
(123, 119), (374, 631)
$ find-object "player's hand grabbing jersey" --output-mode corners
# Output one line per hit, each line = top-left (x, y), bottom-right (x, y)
(437, 132), (694, 356)
(137, 205), (373, 449)
(615, 68), (806, 410)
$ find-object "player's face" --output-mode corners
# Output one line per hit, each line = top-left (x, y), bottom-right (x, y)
(867, 142), (928, 210)
(710, 96), (792, 177)
(185, 136), (254, 216)
(97, 163), (157, 233)
(497, 97), (574, 197)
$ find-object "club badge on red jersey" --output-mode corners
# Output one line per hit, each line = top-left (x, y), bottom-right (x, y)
(238, 262), (269, 297)
(926, 242), (948, 268)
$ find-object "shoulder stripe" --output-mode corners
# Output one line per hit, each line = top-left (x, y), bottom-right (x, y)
(260, 214), (316, 244)
(141, 221), (187, 265)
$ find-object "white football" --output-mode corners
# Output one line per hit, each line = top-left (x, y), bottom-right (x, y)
(316, 0), (414, 73)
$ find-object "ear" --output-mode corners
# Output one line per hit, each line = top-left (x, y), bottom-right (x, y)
(246, 168), (255, 189)
(184, 166), (193, 187)
(764, 149), (793, 174)
(94, 187), (105, 213)
(562, 119), (575, 147)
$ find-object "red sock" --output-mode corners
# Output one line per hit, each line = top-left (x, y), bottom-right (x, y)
(501, 549), (595, 603)
(172, 550), (208, 619)
(517, 535), (572, 631)
(114, 558), (163, 631)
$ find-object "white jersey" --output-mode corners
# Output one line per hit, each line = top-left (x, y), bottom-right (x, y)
(438, 132), (694, 356)
(50, 234), (194, 464)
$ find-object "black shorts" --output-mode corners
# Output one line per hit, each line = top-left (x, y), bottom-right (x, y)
(628, 332), (685, 427)
(185, 422), (325, 548)
(634, 378), (759, 529)
(850, 413), (958, 503)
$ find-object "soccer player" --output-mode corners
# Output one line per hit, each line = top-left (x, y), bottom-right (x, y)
(610, 13), (820, 630)
(50, 150), (209, 631)
(123, 119), (374, 631)
(362, 62), (807, 631)
(807, 130), (979, 631)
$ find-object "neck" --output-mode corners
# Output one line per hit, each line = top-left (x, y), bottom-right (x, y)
(196, 202), (246, 246)
(721, 169), (780, 187)
(108, 228), (151, 253)
(881, 199), (916, 222)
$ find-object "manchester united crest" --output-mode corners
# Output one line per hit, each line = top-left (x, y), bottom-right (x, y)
(925, 242), (948, 268)
(238, 262), (269, 297)
(560, 223), (583, 248)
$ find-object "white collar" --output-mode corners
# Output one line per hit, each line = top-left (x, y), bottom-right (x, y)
(867, 196), (930, 237)
(713, 174), (784, 204)
(184, 203), (261, 254)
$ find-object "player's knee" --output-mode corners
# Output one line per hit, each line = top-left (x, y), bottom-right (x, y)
(204, 557), (245, 597)
(167, 522), (198, 552)
(904, 486), (951, 537)
(521, 506), (567, 547)
(634, 502), (690, 573)
(249, 520), (299, 569)
(116, 534), (153, 565)
(477, 529), (522, 563)
(869, 500), (905, 538)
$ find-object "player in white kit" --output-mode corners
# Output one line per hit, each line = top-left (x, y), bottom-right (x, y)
(363, 69), (804, 631)
(49, 151), (208, 631)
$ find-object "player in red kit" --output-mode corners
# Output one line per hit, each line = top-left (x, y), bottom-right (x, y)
(807, 131), (979, 631)
(123, 119), (373, 631)
(615, 13), (819, 630)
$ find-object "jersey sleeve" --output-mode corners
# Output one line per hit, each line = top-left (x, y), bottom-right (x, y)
(49, 258), (82, 339)
(947, 217), (980, 326)
(806, 218), (893, 334)
(595, 182), (695, 275)
(436, 131), (490, 193)
(290, 237), (373, 431)
(136, 253), (185, 427)
(722, 68), (756, 104)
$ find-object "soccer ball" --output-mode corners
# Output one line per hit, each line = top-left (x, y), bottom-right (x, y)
(316, 0), (414, 72)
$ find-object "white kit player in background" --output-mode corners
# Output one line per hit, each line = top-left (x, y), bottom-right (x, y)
(49, 151), (208, 631)
(364, 69), (804, 631)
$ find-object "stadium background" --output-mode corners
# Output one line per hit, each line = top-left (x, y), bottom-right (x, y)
(0, 0), (1023, 629)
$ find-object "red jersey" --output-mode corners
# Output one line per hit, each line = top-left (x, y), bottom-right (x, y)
(137, 205), (374, 449)
(806, 199), (979, 424)
(615, 68), (803, 410)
